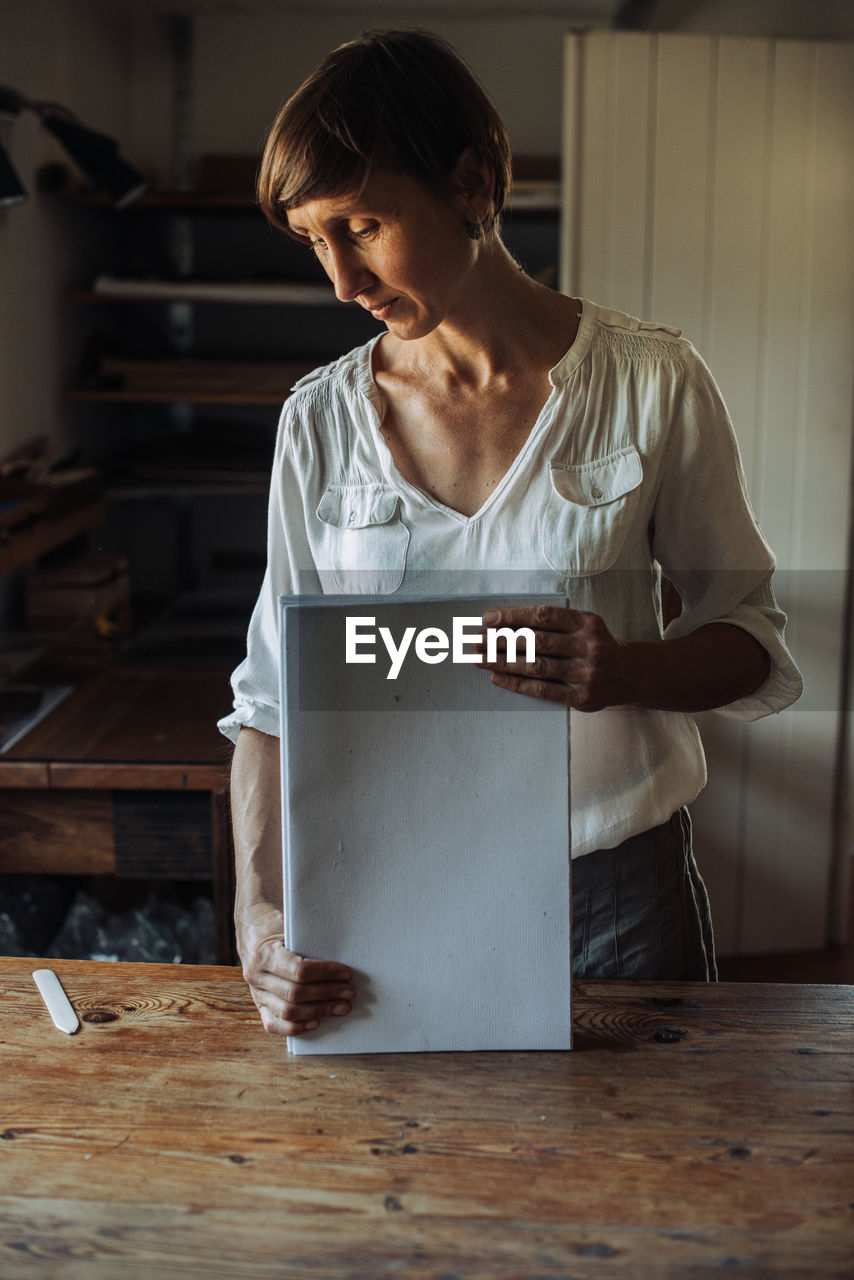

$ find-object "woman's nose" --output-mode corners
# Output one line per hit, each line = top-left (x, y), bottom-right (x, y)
(326, 244), (373, 302)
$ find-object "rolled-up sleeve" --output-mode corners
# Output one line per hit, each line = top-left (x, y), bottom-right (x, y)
(216, 565), (283, 743)
(653, 346), (803, 722)
(217, 404), (307, 744)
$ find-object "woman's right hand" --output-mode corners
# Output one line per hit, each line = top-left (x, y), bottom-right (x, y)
(237, 906), (356, 1037)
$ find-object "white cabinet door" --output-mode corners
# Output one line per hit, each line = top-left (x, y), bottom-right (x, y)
(562, 31), (854, 954)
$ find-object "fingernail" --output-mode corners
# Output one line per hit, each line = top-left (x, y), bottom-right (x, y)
(332, 1003), (351, 1015)
(304, 1020), (319, 1031)
(340, 988), (355, 999)
(482, 610), (499, 624)
(492, 672), (508, 686)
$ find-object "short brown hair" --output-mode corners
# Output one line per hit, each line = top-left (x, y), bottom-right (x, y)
(257, 29), (512, 237)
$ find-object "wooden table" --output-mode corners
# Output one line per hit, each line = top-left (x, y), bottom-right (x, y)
(0, 665), (235, 961)
(1, 959), (851, 1279)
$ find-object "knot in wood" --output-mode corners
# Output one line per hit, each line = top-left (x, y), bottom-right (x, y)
(653, 1027), (683, 1044)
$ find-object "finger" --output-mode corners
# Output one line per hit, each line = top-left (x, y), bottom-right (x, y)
(254, 990), (353, 1028)
(481, 604), (583, 633)
(482, 651), (570, 682)
(252, 988), (353, 1018)
(258, 1006), (320, 1038)
(490, 668), (610, 713)
(489, 669), (570, 705)
(481, 618), (587, 662)
(261, 948), (352, 985)
(243, 952), (355, 1010)
(249, 975), (356, 1015)
(288, 956), (352, 983)
(280, 979), (357, 1006)
(484, 627), (588, 665)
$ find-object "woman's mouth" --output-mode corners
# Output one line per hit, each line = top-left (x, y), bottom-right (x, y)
(367, 298), (398, 320)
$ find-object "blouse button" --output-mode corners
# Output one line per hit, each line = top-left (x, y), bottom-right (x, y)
(591, 485), (603, 500)
(348, 511), (357, 524)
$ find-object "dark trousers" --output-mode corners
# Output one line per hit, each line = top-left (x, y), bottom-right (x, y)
(572, 808), (718, 981)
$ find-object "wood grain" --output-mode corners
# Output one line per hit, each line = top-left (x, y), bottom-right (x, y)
(0, 502), (106, 576)
(0, 792), (114, 874)
(48, 762), (227, 791)
(4, 666), (233, 767)
(72, 356), (316, 405)
(0, 666), (234, 957)
(1, 960), (851, 1279)
(0, 762), (49, 788)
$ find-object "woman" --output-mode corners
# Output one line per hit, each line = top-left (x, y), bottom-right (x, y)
(219, 29), (802, 1036)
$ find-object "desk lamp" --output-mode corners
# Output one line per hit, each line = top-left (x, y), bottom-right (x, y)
(0, 140), (27, 208)
(0, 86), (149, 209)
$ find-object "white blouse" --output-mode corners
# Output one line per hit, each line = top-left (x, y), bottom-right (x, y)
(218, 300), (803, 856)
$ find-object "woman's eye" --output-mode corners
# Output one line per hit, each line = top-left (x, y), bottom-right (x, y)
(353, 225), (377, 240)
(310, 239), (328, 257)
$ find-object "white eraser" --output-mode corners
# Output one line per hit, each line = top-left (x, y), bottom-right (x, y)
(32, 969), (80, 1035)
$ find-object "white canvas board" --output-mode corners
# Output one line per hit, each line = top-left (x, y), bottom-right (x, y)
(280, 595), (571, 1054)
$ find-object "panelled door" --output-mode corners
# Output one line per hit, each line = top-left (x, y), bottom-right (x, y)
(561, 31), (854, 953)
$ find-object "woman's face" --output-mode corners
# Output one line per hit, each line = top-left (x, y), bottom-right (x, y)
(286, 170), (478, 341)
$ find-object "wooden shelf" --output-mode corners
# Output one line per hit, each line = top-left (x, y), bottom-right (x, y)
(0, 501), (106, 576)
(76, 277), (341, 306)
(505, 180), (561, 214)
(0, 662), (233, 774)
(72, 356), (315, 405)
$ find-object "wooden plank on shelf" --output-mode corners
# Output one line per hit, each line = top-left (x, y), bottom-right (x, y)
(505, 180), (561, 212)
(100, 356), (313, 390)
(3, 669), (129, 763)
(0, 761), (50, 788)
(49, 761), (228, 791)
(0, 789), (115, 875)
(0, 502), (106, 576)
(71, 354), (315, 403)
(85, 276), (341, 306)
(4, 666), (233, 769)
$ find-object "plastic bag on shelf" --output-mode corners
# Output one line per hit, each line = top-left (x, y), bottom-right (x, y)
(44, 888), (216, 964)
(0, 874), (77, 956)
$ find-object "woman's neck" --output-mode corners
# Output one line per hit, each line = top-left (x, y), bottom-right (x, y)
(384, 243), (580, 389)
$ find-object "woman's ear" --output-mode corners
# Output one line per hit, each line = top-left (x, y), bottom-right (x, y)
(448, 144), (494, 225)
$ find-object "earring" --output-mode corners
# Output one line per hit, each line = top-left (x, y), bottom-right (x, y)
(467, 221), (482, 241)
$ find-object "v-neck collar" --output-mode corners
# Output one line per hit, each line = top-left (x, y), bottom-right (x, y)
(356, 301), (596, 525)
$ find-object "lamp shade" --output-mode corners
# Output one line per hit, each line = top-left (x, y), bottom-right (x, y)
(41, 111), (148, 208)
(0, 141), (28, 208)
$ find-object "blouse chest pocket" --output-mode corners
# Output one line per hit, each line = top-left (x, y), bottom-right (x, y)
(316, 483), (410, 594)
(541, 446), (643, 577)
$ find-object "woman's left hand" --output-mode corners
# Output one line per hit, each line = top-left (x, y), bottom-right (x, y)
(479, 605), (773, 714)
(479, 604), (633, 713)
